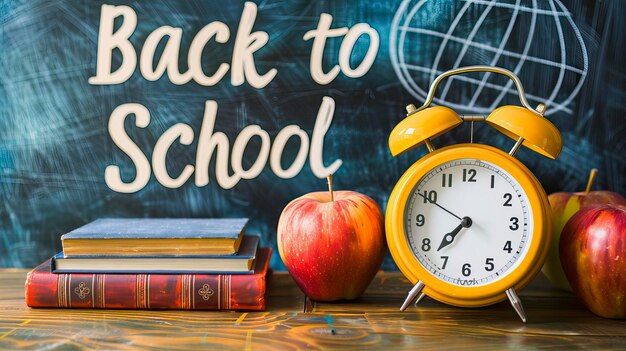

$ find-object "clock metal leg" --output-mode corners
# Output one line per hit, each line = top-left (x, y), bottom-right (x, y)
(400, 280), (425, 311)
(506, 288), (527, 323)
(414, 292), (426, 306)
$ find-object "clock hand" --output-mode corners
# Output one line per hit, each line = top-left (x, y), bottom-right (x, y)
(417, 192), (462, 220)
(437, 217), (472, 251)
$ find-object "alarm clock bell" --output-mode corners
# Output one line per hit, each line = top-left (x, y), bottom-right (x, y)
(390, 66), (562, 159)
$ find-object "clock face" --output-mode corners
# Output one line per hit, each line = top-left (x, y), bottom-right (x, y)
(404, 158), (534, 287)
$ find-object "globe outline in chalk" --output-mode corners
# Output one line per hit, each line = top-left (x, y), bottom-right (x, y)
(389, 0), (588, 116)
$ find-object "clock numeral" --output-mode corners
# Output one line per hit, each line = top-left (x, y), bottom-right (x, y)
(415, 214), (425, 227)
(503, 193), (513, 207)
(462, 263), (472, 277)
(421, 238), (431, 252)
(490, 175), (495, 188)
(440, 256), (449, 269)
(462, 169), (477, 182)
(509, 217), (519, 230)
(422, 190), (438, 204)
(441, 173), (453, 187)
(485, 258), (495, 271)
(503, 241), (513, 253)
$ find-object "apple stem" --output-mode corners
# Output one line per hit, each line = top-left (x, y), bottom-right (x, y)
(327, 174), (334, 202)
(585, 168), (598, 194)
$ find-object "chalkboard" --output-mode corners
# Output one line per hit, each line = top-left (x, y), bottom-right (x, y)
(1, 0), (624, 269)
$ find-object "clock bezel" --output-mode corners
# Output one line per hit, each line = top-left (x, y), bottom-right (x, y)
(386, 143), (551, 307)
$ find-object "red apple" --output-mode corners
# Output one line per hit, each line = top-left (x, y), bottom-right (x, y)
(542, 169), (626, 291)
(277, 176), (385, 301)
(560, 204), (626, 318)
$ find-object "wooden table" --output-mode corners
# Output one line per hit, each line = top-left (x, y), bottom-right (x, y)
(1, 269), (625, 350)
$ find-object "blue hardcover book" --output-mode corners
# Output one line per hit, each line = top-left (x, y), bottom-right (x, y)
(61, 218), (248, 256)
(52, 235), (259, 274)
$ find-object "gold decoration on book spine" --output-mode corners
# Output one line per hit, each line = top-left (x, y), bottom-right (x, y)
(198, 284), (214, 301)
(94, 274), (105, 308)
(181, 275), (194, 309)
(136, 275), (149, 309)
(74, 282), (90, 299)
(57, 274), (70, 307)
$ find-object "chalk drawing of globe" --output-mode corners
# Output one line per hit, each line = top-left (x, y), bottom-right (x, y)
(390, 0), (588, 116)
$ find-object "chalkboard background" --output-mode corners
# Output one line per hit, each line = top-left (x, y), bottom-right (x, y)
(1, 0), (624, 269)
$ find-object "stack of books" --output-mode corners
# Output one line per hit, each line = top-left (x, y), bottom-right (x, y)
(25, 218), (271, 310)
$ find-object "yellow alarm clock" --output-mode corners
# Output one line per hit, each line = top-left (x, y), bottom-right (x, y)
(386, 66), (562, 322)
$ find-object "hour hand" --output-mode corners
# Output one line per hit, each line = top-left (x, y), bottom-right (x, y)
(437, 217), (472, 251)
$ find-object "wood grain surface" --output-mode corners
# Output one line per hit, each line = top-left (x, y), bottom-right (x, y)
(1, 270), (626, 350)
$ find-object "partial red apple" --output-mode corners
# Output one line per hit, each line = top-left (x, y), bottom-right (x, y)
(560, 204), (626, 318)
(277, 175), (385, 301)
(542, 169), (626, 291)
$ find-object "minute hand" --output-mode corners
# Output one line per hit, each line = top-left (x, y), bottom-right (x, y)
(437, 217), (473, 251)
(417, 192), (462, 220)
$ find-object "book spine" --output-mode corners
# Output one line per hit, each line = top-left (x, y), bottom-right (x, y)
(25, 270), (266, 310)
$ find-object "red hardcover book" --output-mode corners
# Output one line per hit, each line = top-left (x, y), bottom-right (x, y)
(25, 248), (271, 311)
